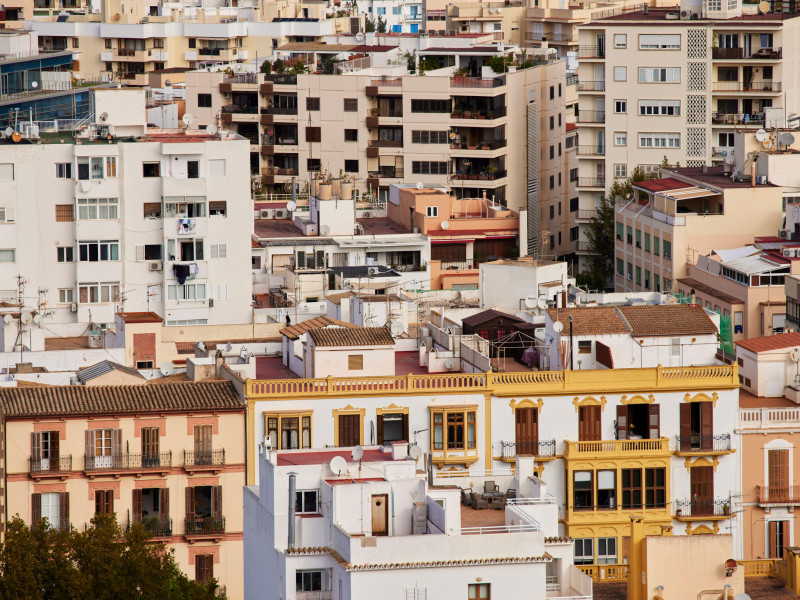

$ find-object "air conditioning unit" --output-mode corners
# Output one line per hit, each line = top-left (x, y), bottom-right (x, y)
(780, 229), (789, 239)
(149, 261), (163, 271)
(275, 209), (287, 219)
(70, 303), (78, 312)
(208, 298), (215, 308)
(363, 211), (371, 218)
(260, 209), (275, 219)
(784, 248), (797, 258)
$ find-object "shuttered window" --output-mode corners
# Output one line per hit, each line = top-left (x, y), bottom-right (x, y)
(622, 469), (642, 508)
(338, 414), (361, 447)
(343, 98), (358, 111)
(645, 468), (666, 508)
(515, 408), (539, 455)
(141, 427), (160, 466)
(306, 97), (320, 111)
(579, 405), (601, 441)
(194, 425), (212, 465)
(95, 490), (114, 515)
(305, 126), (321, 142)
(196, 554), (214, 582)
(769, 449), (789, 501)
(55, 204), (74, 222)
(377, 413), (408, 445)
(348, 354), (364, 370)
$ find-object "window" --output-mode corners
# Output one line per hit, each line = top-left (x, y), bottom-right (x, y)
(344, 129), (358, 142)
(615, 132), (627, 146)
(617, 258), (624, 276)
(627, 262), (633, 281)
(639, 133), (680, 148)
(597, 471), (616, 509)
(426, 206), (439, 218)
(78, 240), (119, 262)
(622, 469), (642, 509)
(663, 240), (672, 259)
(663, 276), (672, 291)
(0, 249), (15, 263)
(412, 161), (448, 175)
(343, 98), (358, 111)
(578, 405), (601, 441)
(78, 282), (119, 304)
(578, 340), (591, 354)
(56, 204), (74, 222)
(209, 201), (226, 217)
(432, 408), (477, 452)
(296, 490), (319, 514)
(638, 67), (680, 83)
(411, 99), (449, 113)
(645, 467), (666, 508)
(210, 243), (227, 259)
(266, 413), (312, 449)
(549, 205), (555, 220)
(0, 163), (13, 181)
(468, 583), (490, 600)
(573, 470), (593, 509)
(412, 130), (448, 144)
(717, 67), (738, 82)
(639, 100), (681, 116)
(626, 226), (633, 244)
(78, 197), (119, 220)
(614, 164), (627, 179)
(377, 6), (386, 14)
(297, 570), (329, 592)
(570, 226), (579, 241)
(639, 34), (680, 49)
(195, 555), (213, 583)
(654, 236), (660, 256)
(570, 169), (579, 184)
(635, 266), (642, 285)
(616, 222), (623, 241)
(549, 115), (554, 130)
(644, 233), (651, 252)
(597, 537), (617, 564)
(645, 269), (651, 289)
(306, 97), (320, 111)
(549, 145), (555, 160)
(198, 93), (212, 108)
(306, 127), (321, 142)
(59, 289), (74, 304)
(32, 492), (67, 530)
(186, 160), (199, 179)
(167, 283), (206, 301)
(550, 85), (555, 100)
(574, 539), (593, 565)
(348, 354), (364, 370)
(614, 33), (627, 48)
(613, 66), (627, 81)
(344, 159), (359, 173)
(56, 163), (72, 178)
(143, 162), (161, 177)
(718, 132), (735, 148)
(55, 246), (75, 263)
(614, 100), (626, 114)
(71, 37), (79, 48)
(163, 197), (206, 218)
(95, 489), (114, 515)
(635, 229), (642, 248)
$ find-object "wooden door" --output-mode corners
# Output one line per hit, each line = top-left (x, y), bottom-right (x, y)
(769, 520), (788, 558)
(194, 425), (212, 465)
(700, 402), (713, 451)
(338, 414), (361, 447)
(616, 405), (628, 440)
(371, 494), (388, 536)
(515, 407), (539, 456)
(679, 404), (692, 451)
(690, 466), (714, 516)
(141, 427), (160, 466)
(768, 449), (789, 501)
(648, 404), (660, 440)
(579, 405), (601, 441)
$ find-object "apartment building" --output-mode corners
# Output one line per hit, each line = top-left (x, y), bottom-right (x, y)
(244, 318), (743, 561)
(614, 167), (783, 293)
(575, 1), (800, 214)
(0, 88), (253, 329)
(357, 0), (425, 33)
(0, 381), (246, 598)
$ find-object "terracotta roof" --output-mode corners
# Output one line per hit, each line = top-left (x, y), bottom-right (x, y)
(0, 381), (243, 418)
(736, 332), (800, 354)
(280, 315), (358, 340)
(462, 309), (523, 328)
(76, 360), (146, 383)
(308, 326), (395, 347)
(117, 311), (163, 324)
(635, 177), (690, 193)
(547, 307), (629, 335)
(617, 304), (717, 337)
(325, 291), (354, 306)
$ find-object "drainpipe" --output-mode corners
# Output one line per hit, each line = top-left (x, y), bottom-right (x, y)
(751, 160), (756, 188)
(288, 471), (297, 549)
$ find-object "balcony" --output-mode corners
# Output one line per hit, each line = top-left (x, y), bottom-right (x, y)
(712, 81), (782, 93)
(83, 451), (172, 476)
(184, 515), (226, 539)
(577, 80), (605, 92)
(565, 437), (670, 458)
(674, 498), (732, 520)
(578, 45), (605, 59)
(756, 485), (800, 506)
(712, 47), (744, 59)
(450, 76), (506, 88)
(450, 139), (507, 151)
(128, 517), (173, 537)
(712, 47), (782, 60)
(29, 455), (72, 480)
(261, 106), (298, 115)
(577, 110), (605, 124)
(451, 169), (507, 181)
(115, 48), (148, 61)
(221, 103), (258, 114)
(495, 439), (556, 462)
(183, 449), (226, 474)
(577, 145), (605, 156)
(711, 112), (765, 125)
(575, 209), (597, 221)
(263, 74), (298, 85)
(451, 107), (507, 120)
(674, 433), (732, 455)
(577, 177), (606, 188)
(368, 139), (403, 148)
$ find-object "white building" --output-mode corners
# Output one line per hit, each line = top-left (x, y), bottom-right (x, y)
(0, 88), (252, 332)
(478, 258), (575, 311)
(243, 446), (591, 600)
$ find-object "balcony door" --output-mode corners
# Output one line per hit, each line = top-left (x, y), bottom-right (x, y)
(515, 407), (539, 456)
(679, 402), (713, 451)
(769, 520), (788, 558)
(338, 414), (361, 447)
(578, 405), (601, 441)
(616, 404), (660, 440)
(87, 428), (120, 469)
(768, 449), (789, 502)
(690, 466), (714, 516)
(32, 431), (59, 471)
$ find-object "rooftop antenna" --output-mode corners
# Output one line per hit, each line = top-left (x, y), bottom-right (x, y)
(352, 445), (364, 475)
(329, 455), (347, 476)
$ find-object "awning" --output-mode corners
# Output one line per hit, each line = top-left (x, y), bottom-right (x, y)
(656, 186), (718, 201)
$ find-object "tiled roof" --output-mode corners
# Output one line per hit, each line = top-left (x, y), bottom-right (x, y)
(76, 360), (146, 383)
(635, 177), (690, 193)
(280, 316), (358, 340)
(617, 304), (717, 337)
(736, 332), (800, 354)
(0, 381), (244, 418)
(116, 311), (163, 324)
(547, 307), (629, 335)
(462, 309), (523, 328)
(308, 326), (395, 347)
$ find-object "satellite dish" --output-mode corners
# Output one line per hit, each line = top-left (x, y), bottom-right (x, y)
(390, 321), (403, 336)
(99, 111), (108, 121)
(763, 140), (773, 149)
(524, 296), (538, 309)
(735, 594), (752, 600)
(791, 348), (800, 363)
(758, 0), (769, 12)
(351, 445), (364, 461)
(3, 314), (12, 324)
(780, 132), (796, 147)
(30, 81), (38, 89)
(441, 220), (450, 230)
(537, 297), (547, 310)
(409, 445), (423, 461)
(553, 320), (564, 333)
(3, 127), (12, 138)
(225, 341), (232, 352)
(80, 180), (91, 192)
(330, 455), (348, 475)
(321, 225), (331, 235)
(11, 131), (21, 143)
(182, 113), (194, 127)
(160, 361), (175, 376)
(355, 32), (364, 41)
(444, 358), (456, 369)
(32, 314), (41, 324)
(416, 181), (424, 190)
(206, 124), (218, 135)
(724, 154), (736, 166)
(756, 129), (768, 142)
(286, 200), (297, 211)
(20, 311), (32, 324)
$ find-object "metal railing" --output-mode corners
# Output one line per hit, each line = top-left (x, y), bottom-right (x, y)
(368, 139), (403, 148)
(29, 455), (73, 473)
(577, 145), (605, 156)
(577, 177), (606, 188)
(450, 107), (507, 119)
(496, 439), (556, 459)
(440, 259), (482, 271)
(367, 169), (405, 179)
(450, 139), (507, 150)
(756, 485), (800, 504)
(183, 449), (226, 467)
(711, 112), (765, 125)
(577, 110), (605, 123)
(184, 515), (226, 535)
(261, 106), (298, 115)
(128, 517), (173, 537)
(578, 45), (605, 58)
(712, 81), (782, 92)
(222, 104), (258, 114)
(451, 76), (506, 88)
(674, 498), (731, 517)
(84, 451), (173, 471)
(460, 523), (540, 535)
(452, 169), (507, 181)
(263, 74), (298, 85)
(674, 433), (731, 452)
(577, 80), (605, 92)
(226, 72), (258, 84)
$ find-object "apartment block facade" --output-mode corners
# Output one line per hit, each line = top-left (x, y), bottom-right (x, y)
(0, 381), (246, 598)
(576, 5), (800, 214)
(0, 88), (253, 329)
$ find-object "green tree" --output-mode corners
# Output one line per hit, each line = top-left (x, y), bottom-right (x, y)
(579, 166), (660, 290)
(376, 15), (387, 33)
(365, 17), (375, 32)
(0, 515), (225, 600)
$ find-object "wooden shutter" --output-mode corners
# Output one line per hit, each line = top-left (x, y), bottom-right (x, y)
(142, 427), (159, 459)
(402, 413), (409, 442)
(769, 449), (789, 501)
(212, 486), (222, 518)
(648, 404), (660, 439)
(32, 493), (41, 523)
(51, 434), (60, 470)
(96, 490), (113, 515)
(196, 555), (213, 582)
(85, 429), (95, 460)
(112, 429), (122, 457)
(515, 408), (539, 455)
(700, 402), (713, 451)
(185, 487), (196, 519)
(31, 432), (41, 461)
(339, 414), (360, 447)
(60, 492), (69, 527)
(305, 126), (321, 142)
(377, 415), (384, 445)
(194, 425), (212, 460)
(690, 466), (714, 516)
(579, 406), (600, 442)
(132, 488), (142, 521)
(679, 403), (691, 452)
(769, 521), (778, 558)
(160, 489), (170, 523)
(616, 405), (628, 440)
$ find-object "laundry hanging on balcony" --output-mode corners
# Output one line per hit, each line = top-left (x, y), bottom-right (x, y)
(173, 263), (191, 285)
(178, 218), (195, 234)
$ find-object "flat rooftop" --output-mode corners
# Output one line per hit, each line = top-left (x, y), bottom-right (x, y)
(358, 217), (411, 235)
(254, 351), (430, 379)
(276, 447), (392, 466)
(594, 8), (800, 24)
(668, 166), (777, 189)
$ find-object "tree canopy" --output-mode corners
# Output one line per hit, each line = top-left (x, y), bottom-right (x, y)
(0, 515), (225, 600)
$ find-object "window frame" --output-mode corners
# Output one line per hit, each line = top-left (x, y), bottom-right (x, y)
(265, 412), (312, 450)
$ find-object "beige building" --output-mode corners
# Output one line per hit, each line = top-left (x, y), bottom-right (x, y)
(576, 4), (800, 213)
(615, 167), (783, 293)
(1, 381), (246, 598)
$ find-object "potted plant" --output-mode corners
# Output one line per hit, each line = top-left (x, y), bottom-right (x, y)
(676, 508), (682, 517)
(485, 165), (498, 179)
(371, 107), (380, 116)
(722, 502), (730, 515)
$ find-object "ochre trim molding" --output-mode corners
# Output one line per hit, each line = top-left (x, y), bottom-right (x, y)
(332, 406), (366, 447)
(376, 404), (409, 415)
(509, 398), (544, 413)
(572, 396), (607, 413)
(683, 456), (719, 472)
(686, 523), (718, 535)
(620, 394), (655, 405)
(684, 392), (719, 407)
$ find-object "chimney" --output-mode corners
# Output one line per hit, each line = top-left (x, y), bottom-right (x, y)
(288, 471), (298, 549)
(214, 349), (224, 377)
(15, 362), (33, 374)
